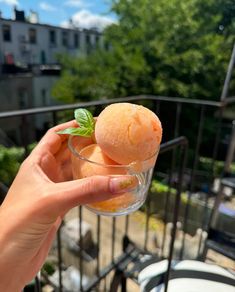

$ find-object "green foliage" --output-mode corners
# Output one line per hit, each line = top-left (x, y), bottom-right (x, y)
(149, 179), (211, 233)
(199, 156), (235, 176)
(108, 0), (234, 99)
(0, 143), (37, 186)
(53, 0), (235, 102)
(150, 180), (188, 203)
(52, 51), (120, 101)
(0, 145), (24, 186)
(151, 180), (176, 194)
(42, 261), (56, 276)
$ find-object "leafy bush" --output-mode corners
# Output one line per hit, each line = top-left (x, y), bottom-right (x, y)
(199, 156), (235, 176)
(0, 145), (24, 186)
(0, 143), (37, 186)
(151, 180), (176, 195)
(42, 261), (56, 276)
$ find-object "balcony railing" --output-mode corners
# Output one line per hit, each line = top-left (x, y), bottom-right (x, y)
(0, 95), (234, 291)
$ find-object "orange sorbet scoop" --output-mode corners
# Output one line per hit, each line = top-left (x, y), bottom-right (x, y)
(95, 103), (162, 165)
(72, 144), (135, 212)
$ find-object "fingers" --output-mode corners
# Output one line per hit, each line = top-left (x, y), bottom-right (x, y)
(54, 140), (71, 164)
(50, 120), (78, 133)
(51, 175), (137, 212)
(33, 120), (78, 156)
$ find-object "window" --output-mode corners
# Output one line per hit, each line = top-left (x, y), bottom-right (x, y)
(86, 34), (91, 46)
(18, 88), (28, 109)
(41, 89), (47, 106)
(62, 31), (68, 47)
(95, 35), (99, 46)
(49, 30), (56, 46)
(4, 53), (14, 64)
(2, 24), (11, 42)
(85, 34), (92, 53)
(40, 50), (46, 64)
(74, 33), (79, 48)
(29, 28), (37, 44)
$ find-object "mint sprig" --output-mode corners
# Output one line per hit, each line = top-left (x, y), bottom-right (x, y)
(57, 108), (95, 137)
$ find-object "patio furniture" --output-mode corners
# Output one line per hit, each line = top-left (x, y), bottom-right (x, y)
(110, 234), (235, 292)
(137, 259), (235, 292)
(201, 176), (235, 261)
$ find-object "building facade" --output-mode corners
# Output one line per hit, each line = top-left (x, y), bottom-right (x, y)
(0, 8), (102, 66)
(0, 8), (103, 145)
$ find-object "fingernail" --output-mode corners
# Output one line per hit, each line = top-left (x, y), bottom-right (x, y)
(109, 176), (137, 194)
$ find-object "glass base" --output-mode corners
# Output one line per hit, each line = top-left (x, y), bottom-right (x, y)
(85, 198), (146, 216)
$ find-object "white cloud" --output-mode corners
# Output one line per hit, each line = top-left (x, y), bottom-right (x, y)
(61, 9), (116, 31)
(64, 0), (90, 8)
(0, 0), (19, 5)
(39, 2), (57, 12)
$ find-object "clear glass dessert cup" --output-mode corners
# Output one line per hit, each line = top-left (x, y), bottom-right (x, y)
(68, 135), (159, 216)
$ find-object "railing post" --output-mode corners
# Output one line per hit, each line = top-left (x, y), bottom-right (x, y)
(57, 227), (63, 292)
(164, 140), (188, 292)
(79, 206), (84, 292)
(21, 115), (29, 157)
(220, 42), (235, 102)
(111, 217), (116, 263)
(144, 196), (151, 250)
(96, 215), (101, 277)
(224, 120), (235, 174)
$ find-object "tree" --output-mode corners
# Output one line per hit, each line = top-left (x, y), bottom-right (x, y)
(52, 0), (235, 102)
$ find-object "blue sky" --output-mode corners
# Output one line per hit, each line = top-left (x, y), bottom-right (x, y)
(0, 0), (116, 29)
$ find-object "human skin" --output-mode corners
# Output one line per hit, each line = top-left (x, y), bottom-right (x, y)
(0, 121), (135, 292)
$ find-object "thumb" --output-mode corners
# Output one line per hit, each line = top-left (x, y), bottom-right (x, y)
(51, 175), (137, 213)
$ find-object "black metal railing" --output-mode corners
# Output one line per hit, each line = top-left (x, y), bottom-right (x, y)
(0, 95), (234, 291)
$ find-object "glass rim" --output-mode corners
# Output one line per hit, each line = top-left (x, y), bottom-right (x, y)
(68, 135), (159, 169)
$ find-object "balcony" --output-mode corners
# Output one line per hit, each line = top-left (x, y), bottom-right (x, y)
(0, 95), (234, 292)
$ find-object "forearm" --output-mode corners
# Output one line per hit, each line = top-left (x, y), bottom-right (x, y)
(0, 239), (24, 292)
(0, 272), (23, 292)
(0, 211), (24, 292)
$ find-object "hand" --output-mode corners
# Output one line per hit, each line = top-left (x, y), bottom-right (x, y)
(0, 121), (135, 291)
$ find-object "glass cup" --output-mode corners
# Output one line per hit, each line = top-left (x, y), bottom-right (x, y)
(68, 135), (159, 216)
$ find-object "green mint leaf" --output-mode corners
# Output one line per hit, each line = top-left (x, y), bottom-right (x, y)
(73, 127), (94, 137)
(56, 127), (82, 135)
(74, 108), (95, 131)
(57, 108), (95, 137)
(57, 126), (94, 137)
